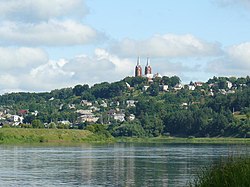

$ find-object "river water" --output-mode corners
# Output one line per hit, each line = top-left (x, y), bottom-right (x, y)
(0, 143), (249, 187)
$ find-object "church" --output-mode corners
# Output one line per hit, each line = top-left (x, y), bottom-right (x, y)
(135, 57), (161, 79)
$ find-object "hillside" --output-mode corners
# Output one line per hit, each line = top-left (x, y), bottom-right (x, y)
(0, 75), (249, 138)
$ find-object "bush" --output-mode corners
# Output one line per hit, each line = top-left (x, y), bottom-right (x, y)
(85, 124), (112, 138)
(190, 156), (250, 187)
(2, 124), (11, 128)
(111, 122), (146, 137)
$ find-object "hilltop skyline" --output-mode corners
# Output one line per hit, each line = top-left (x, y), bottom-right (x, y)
(0, 0), (250, 94)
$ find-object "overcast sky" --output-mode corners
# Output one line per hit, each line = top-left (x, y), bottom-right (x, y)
(0, 0), (250, 94)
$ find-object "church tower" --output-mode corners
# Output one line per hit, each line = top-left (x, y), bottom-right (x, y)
(145, 57), (152, 75)
(135, 57), (142, 77)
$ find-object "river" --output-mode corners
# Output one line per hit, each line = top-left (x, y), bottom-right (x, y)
(0, 143), (249, 187)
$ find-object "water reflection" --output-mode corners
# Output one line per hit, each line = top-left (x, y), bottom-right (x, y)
(0, 143), (249, 186)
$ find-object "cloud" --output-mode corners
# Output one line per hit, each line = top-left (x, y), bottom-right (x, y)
(207, 42), (250, 76)
(216, 0), (250, 7)
(0, 47), (135, 93)
(0, 47), (48, 70)
(111, 34), (222, 58)
(0, 0), (87, 22)
(62, 48), (134, 85)
(214, 0), (250, 11)
(0, 20), (100, 46)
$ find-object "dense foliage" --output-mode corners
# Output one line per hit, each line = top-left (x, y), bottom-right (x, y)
(0, 76), (249, 138)
(190, 156), (250, 187)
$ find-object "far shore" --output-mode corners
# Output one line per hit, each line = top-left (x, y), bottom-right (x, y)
(0, 128), (250, 145)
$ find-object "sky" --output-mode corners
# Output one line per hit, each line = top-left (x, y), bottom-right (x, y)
(0, 0), (250, 94)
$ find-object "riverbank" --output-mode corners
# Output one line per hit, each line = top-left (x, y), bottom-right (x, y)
(0, 128), (250, 144)
(116, 136), (250, 144)
(0, 128), (114, 144)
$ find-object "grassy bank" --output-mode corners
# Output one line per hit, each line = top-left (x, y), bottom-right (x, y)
(116, 136), (250, 144)
(189, 156), (250, 187)
(0, 128), (250, 144)
(0, 128), (114, 144)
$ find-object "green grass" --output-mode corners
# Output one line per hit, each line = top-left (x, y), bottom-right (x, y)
(0, 128), (114, 144)
(116, 136), (250, 144)
(189, 156), (250, 187)
(0, 129), (249, 145)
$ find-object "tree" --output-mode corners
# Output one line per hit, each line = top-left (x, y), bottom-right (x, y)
(140, 113), (163, 137)
(73, 84), (89, 96)
(31, 119), (44, 128)
(162, 76), (171, 85)
(148, 83), (159, 96)
(169, 76), (181, 87)
(86, 124), (111, 138)
(48, 122), (57, 129)
(112, 122), (145, 137)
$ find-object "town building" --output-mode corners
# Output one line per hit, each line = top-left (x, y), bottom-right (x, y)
(135, 57), (142, 77)
(134, 57), (161, 81)
(145, 57), (152, 75)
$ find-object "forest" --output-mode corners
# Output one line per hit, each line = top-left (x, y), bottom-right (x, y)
(0, 75), (249, 138)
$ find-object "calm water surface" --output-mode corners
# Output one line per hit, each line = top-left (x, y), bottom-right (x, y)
(0, 143), (249, 187)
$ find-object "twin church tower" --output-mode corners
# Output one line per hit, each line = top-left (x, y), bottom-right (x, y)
(135, 57), (152, 77)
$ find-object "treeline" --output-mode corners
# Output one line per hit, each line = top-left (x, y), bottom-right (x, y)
(0, 76), (249, 138)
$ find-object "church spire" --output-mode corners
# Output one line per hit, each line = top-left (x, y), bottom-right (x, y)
(135, 57), (142, 77)
(137, 56), (140, 65)
(145, 57), (152, 75)
(146, 57), (150, 66)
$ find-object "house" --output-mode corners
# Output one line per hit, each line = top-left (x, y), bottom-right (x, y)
(208, 83), (215, 88)
(113, 113), (125, 122)
(219, 89), (227, 95)
(126, 100), (136, 107)
(226, 81), (233, 89)
(188, 85), (196, 91)
(153, 73), (162, 79)
(49, 97), (54, 101)
(90, 106), (100, 112)
(18, 109), (28, 116)
(181, 103), (188, 109)
(145, 73), (154, 79)
(57, 120), (71, 125)
(227, 90), (236, 94)
(174, 84), (183, 91)
(143, 86), (150, 91)
(76, 110), (92, 115)
(128, 114), (135, 121)
(194, 82), (204, 87)
(12, 115), (23, 123)
(160, 84), (169, 92)
(100, 100), (108, 108)
(78, 115), (99, 123)
(125, 82), (131, 88)
(0, 116), (6, 120)
(9, 115), (23, 126)
(81, 100), (92, 106)
(208, 90), (214, 96)
(100, 103), (108, 107)
(68, 104), (76, 109)
(59, 104), (64, 110)
(107, 109), (116, 116)
(31, 110), (39, 116)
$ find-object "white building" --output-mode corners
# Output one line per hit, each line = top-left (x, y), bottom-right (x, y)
(126, 100), (136, 107)
(113, 113), (125, 122)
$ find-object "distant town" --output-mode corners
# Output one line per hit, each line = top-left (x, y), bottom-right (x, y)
(0, 58), (249, 138)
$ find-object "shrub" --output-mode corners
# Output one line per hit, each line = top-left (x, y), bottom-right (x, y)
(190, 156), (250, 187)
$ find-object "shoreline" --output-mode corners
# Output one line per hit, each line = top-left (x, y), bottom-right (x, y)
(0, 128), (250, 145)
